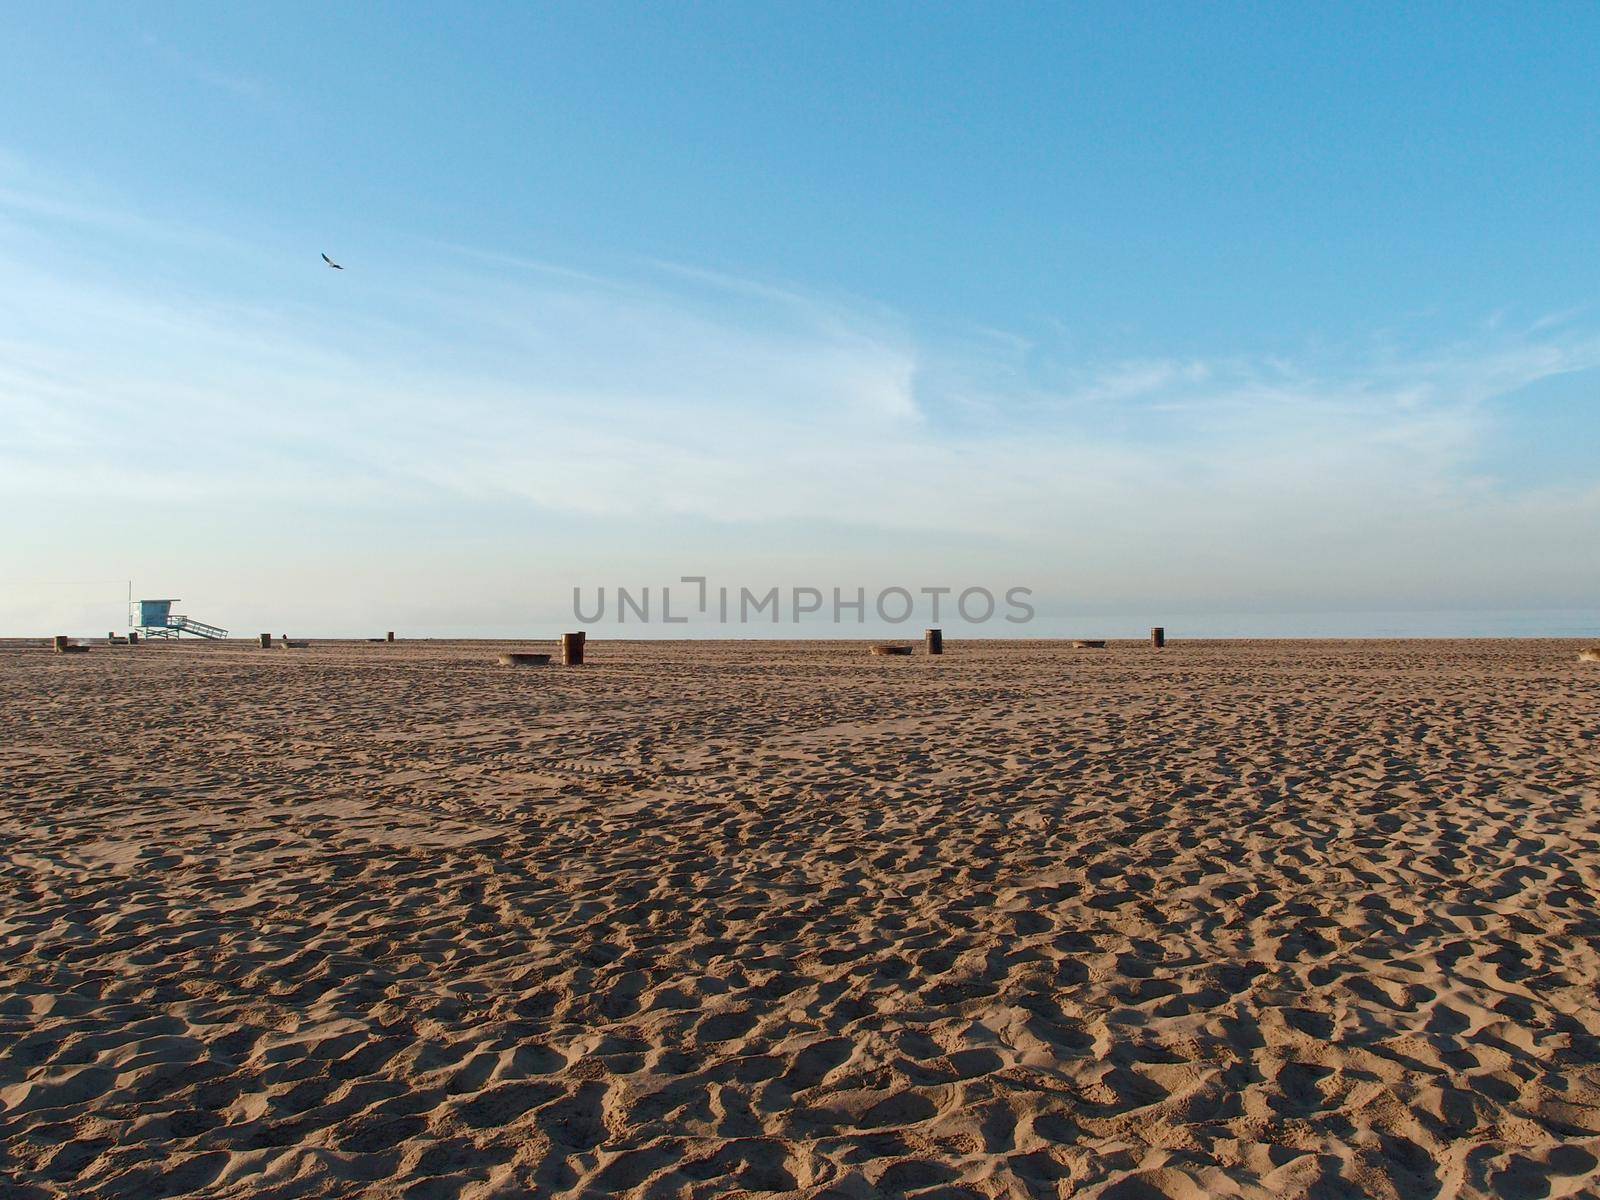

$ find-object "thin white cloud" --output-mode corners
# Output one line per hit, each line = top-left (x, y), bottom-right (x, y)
(138, 32), (270, 102)
(2, 160), (1598, 628)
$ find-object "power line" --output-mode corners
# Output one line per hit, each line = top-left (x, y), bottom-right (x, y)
(0, 580), (131, 588)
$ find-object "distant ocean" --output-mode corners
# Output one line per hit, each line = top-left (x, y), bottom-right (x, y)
(19, 610), (1596, 641)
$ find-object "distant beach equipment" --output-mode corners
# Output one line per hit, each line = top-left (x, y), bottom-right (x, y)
(52, 635), (88, 654)
(1073, 639), (1106, 649)
(1580, 647), (1600, 663)
(280, 639), (309, 649)
(258, 633), (272, 649)
(925, 628), (943, 655)
(870, 644), (914, 656)
(387, 631), (395, 642)
(1151, 626), (1166, 649)
(498, 652), (552, 667)
(561, 632), (586, 666)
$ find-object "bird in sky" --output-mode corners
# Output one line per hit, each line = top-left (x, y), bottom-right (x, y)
(321, 253), (343, 270)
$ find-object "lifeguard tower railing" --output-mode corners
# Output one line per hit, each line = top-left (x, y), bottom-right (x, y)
(130, 599), (229, 640)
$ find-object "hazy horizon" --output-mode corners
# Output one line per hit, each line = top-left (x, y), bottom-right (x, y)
(13, 593), (1600, 642)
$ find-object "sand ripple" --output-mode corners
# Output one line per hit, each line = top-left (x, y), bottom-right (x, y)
(2, 637), (1598, 1198)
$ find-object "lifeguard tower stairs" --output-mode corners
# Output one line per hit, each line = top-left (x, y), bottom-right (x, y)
(131, 599), (228, 640)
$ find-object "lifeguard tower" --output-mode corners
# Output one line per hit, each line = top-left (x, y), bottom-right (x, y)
(130, 599), (228, 640)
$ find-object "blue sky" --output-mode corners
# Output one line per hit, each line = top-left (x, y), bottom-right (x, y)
(2, 3), (1597, 636)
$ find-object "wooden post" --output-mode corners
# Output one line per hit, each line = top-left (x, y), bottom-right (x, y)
(53, 635), (69, 653)
(1151, 626), (1165, 650)
(386, 631), (395, 642)
(259, 633), (272, 648)
(561, 631), (586, 666)
(924, 628), (943, 655)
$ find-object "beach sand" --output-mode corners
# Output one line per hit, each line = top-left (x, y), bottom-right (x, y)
(2, 637), (1597, 1199)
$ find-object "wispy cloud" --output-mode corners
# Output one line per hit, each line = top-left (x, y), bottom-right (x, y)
(2, 160), (1598, 623)
(138, 32), (270, 102)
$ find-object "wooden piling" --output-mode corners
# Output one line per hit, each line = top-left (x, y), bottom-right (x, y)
(561, 631), (586, 666)
(1151, 626), (1165, 650)
(924, 628), (943, 655)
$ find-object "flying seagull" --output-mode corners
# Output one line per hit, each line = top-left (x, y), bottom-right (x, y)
(321, 253), (343, 270)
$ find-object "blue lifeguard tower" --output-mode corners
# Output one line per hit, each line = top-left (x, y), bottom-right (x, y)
(131, 599), (228, 640)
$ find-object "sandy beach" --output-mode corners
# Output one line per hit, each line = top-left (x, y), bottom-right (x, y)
(2, 637), (1597, 1199)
